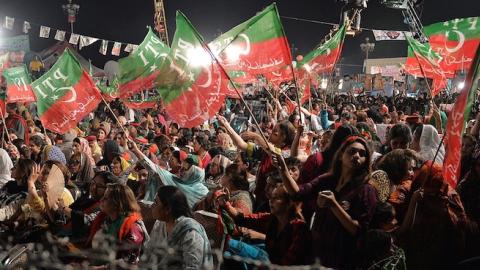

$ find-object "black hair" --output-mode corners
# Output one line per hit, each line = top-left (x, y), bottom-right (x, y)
(285, 157), (301, 169)
(30, 135), (46, 147)
(276, 120), (296, 147)
(225, 163), (250, 191)
(14, 159), (36, 186)
(94, 171), (122, 185)
(194, 132), (210, 150)
(324, 124), (359, 160)
(389, 123), (413, 143)
(370, 202), (396, 230)
(153, 135), (171, 153)
(156, 185), (193, 219)
(364, 230), (393, 265)
(73, 137), (81, 144)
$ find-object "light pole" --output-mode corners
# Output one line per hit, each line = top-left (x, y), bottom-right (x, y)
(62, 0), (80, 33)
(360, 37), (375, 73)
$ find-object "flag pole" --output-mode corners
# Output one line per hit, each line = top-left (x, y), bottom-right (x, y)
(181, 13), (271, 149)
(0, 108), (12, 145)
(412, 51), (434, 98)
(99, 94), (130, 136)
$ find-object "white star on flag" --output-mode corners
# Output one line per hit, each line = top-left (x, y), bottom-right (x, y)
(188, 72), (195, 82)
(149, 64), (157, 72)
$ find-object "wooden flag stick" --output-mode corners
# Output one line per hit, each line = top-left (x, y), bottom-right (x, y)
(412, 51), (435, 99)
(0, 108), (12, 145)
(99, 94), (130, 136)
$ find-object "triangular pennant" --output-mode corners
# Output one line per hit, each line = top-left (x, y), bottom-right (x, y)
(79, 36), (99, 50)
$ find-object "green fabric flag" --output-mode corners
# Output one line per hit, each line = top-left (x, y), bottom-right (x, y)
(3, 65), (36, 103)
(208, 3), (292, 84)
(97, 77), (119, 101)
(156, 11), (230, 128)
(118, 28), (170, 98)
(405, 36), (447, 97)
(424, 17), (480, 77)
(31, 48), (102, 134)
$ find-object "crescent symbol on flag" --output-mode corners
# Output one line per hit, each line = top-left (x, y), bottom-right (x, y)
(198, 66), (212, 88)
(238, 34), (251, 55)
(445, 30), (465, 53)
(272, 71), (282, 76)
(59, 86), (77, 103)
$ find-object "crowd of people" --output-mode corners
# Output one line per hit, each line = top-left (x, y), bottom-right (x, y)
(0, 86), (478, 269)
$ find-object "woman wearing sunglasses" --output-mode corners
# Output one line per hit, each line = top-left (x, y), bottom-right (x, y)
(277, 136), (377, 269)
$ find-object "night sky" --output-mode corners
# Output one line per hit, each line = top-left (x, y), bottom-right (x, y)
(1, 0), (479, 74)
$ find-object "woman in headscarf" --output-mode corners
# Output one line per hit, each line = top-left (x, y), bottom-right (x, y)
(205, 154), (232, 189)
(42, 144), (67, 165)
(130, 142), (208, 208)
(73, 137), (95, 167)
(68, 152), (95, 191)
(411, 124), (445, 164)
(0, 148), (14, 188)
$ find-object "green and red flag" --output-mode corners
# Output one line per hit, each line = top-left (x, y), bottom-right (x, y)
(156, 11), (230, 128)
(123, 91), (160, 109)
(97, 77), (119, 101)
(31, 48), (102, 134)
(424, 17), (480, 77)
(298, 25), (346, 76)
(299, 77), (311, 105)
(2, 65), (36, 103)
(118, 28), (169, 98)
(209, 3), (293, 84)
(0, 52), (10, 85)
(0, 90), (6, 117)
(443, 46), (480, 188)
(264, 65), (294, 87)
(405, 36), (447, 97)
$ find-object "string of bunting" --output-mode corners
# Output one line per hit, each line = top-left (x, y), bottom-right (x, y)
(0, 15), (140, 56)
